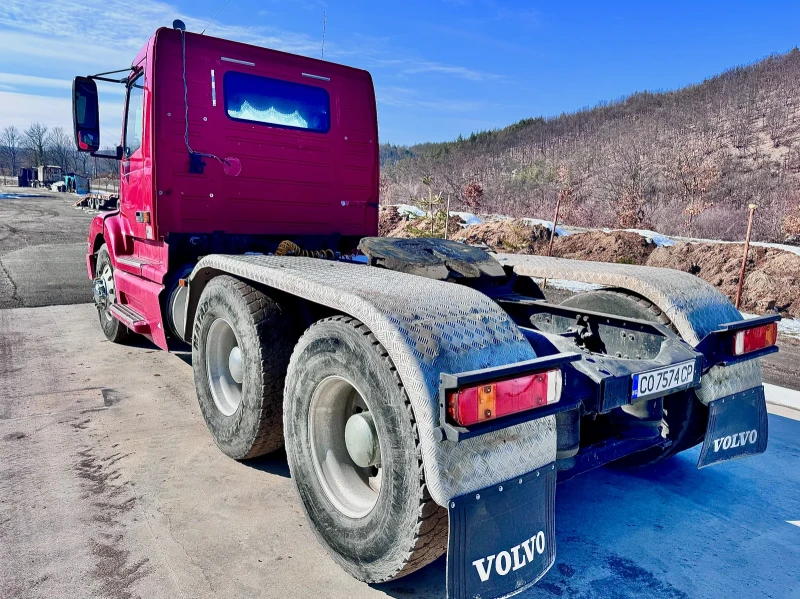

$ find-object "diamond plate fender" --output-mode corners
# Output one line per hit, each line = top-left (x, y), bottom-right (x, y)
(495, 254), (762, 404)
(187, 255), (556, 506)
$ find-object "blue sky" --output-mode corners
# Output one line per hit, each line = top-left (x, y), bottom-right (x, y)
(1, 0), (799, 146)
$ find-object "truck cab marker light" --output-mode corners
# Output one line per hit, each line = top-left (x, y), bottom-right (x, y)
(211, 69), (216, 106)
(221, 57), (255, 66)
(446, 368), (562, 427)
(302, 73), (331, 81)
(733, 322), (777, 356)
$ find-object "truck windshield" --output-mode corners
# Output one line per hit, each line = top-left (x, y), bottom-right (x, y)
(224, 71), (330, 133)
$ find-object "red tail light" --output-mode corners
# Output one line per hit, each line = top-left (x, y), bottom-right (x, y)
(446, 369), (562, 427)
(733, 322), (778, 356)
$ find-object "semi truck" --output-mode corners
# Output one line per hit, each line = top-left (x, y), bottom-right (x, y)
(72, 23), (779, 599)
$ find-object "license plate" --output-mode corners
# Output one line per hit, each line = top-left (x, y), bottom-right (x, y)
(631, 361), (695, 400)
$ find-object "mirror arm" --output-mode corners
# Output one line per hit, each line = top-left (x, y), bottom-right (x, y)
(90, 146), (124, 161)
(87, 66), (143, 86)
(90, 76), (129, 85)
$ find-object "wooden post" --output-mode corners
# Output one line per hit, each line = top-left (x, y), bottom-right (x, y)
(444, 194), (451, 240)
(542, 195), (562, 290)
(735, 204), (757, 310)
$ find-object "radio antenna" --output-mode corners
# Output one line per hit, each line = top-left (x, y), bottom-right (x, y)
(321, 11), (326, 58)
(201, 0), (232, 35)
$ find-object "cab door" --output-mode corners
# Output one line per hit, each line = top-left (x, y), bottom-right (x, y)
(119, 63), (153, 242)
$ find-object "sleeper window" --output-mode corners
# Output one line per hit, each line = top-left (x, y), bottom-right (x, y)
(224, 71), (330, 133)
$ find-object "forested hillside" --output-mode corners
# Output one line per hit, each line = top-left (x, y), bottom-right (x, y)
(380, 49), (800, 242)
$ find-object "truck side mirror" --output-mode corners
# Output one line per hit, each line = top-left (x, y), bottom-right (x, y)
(72, 76), (100, 153)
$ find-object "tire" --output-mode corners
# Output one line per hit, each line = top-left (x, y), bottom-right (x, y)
(95, 244), (130, 343)
(192, 275), (296, 459)
(561, 289), (708, 465)
(284, 316), (448, 583)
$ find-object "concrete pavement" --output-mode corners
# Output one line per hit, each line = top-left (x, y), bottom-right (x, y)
(1, 303), (798, 599)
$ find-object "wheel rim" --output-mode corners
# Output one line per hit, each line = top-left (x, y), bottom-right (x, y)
(99, 263), (116, 320)
(206, 318), (243, 417)
(308, 375), (382, 519)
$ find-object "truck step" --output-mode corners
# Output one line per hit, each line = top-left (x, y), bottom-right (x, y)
(110, 303), (151, 334)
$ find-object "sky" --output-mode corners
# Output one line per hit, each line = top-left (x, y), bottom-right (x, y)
(1, 0), (800, 146)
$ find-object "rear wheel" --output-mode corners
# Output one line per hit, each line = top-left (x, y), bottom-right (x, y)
(561, 289), (708, 465)
(192, 275), (297, 459)
(94, 244), (130, 343)
(284, 316), (447, 583)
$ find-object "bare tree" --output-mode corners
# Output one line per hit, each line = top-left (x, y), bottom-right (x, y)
(47, 127), (73, 173)
(0, 126), (21, 177)
(24, 122), (49, 167)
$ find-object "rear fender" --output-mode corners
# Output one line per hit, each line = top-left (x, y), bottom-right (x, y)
(495, 255), (765, 405)
(184, 255), (556, 507)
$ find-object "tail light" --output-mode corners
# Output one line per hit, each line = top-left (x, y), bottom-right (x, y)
(733, 322), (778, 356)
(446, 369), (562, 427)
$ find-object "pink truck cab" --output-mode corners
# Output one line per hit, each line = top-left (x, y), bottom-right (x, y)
(77, 26), (378, 349)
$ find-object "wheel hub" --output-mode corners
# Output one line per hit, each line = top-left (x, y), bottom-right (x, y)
(344, 412), (382, 468)
(205, 318), (243, 417)
(228, 346), (244, 384)
(95, 264), (116, 319)
(308, 376), (382, 518)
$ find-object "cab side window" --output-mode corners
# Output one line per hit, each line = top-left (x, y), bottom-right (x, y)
(124, 73), (145, 158)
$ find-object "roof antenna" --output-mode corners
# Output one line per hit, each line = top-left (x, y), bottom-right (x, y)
(201, 0), (232, 35)
(321, 11), (326, 58)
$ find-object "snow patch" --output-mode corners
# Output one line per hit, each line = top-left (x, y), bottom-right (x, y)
(531, 277), (605, 293)
(624, 229), (676, 247)
(520, 218), (571, 236)
(395, 204), (426, 218)
(449, 211), (483, 226)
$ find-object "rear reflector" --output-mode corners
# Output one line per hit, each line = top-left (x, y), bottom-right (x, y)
(446, 369), (562, 427)
(733, 322), (778, 356)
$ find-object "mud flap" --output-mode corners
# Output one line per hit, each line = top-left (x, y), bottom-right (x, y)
(697, 386), (768, 468)
(447, 463), (556, 599)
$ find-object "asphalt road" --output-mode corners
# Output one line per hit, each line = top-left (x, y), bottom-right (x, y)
(0, 187), (93, 309)
(0, 304), (798, 599)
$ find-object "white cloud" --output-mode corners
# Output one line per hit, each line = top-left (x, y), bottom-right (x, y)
(0, 91), (122, 145)
(0, 73), (71, 89)
(401, 61), (501, 82)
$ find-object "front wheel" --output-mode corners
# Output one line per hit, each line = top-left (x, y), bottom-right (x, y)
(284, 316), (447, 583)
(94, 244), (130, 343)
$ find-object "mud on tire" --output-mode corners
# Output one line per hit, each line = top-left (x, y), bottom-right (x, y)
(283, 316), (448, 583)
(193, 275), (297, 459)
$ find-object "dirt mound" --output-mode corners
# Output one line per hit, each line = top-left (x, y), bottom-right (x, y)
(450, 219), (550, 253)
(646, 243), (800, 316)
(552, 230), (656, 265)
(386, 213), (468, 239)
(379, 206), (403, 236)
